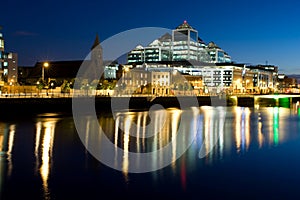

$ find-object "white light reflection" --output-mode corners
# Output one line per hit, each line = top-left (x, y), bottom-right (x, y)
(257, 113), (264, 148)
(170, 109), (181, 171)
(218, 107), (225, 160)
(234, 107), (251, 153)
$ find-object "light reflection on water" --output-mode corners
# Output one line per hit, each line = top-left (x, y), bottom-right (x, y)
(0, 105), (299, 199)
(36, 119), (58, 200)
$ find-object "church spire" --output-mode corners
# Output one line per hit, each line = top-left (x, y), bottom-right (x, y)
(91, 34), (101, 50)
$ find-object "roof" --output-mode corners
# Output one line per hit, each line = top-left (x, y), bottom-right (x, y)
(91, 34), (101, 50)
(158, 33), (172, 42)
(176, 20), (194, 30)
(207, 41), (220, 49)
(19, 60), (84, 79)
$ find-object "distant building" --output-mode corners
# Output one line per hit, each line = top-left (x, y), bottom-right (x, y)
(127, 33), (172, 64)
(0, 26), (19, 87)
(278, 74), (298, 93)
(5, 52), (18, 85)
(127, 21), (232, 64)
(247, 65), (278, 93)
(172, 21), (207, 61)
(18, 60), (84, 85)
(0, 27), (4, 83)
(206, 42), (231, 63)
(18, 34), (119, 85)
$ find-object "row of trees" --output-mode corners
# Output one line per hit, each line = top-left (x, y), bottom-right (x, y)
(35, 77), (196, 95)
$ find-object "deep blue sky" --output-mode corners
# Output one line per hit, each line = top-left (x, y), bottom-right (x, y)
(1, 0), (300, 74)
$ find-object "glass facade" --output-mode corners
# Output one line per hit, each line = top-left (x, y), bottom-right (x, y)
(207, 42), (231, 63)
(127, 21), (231, 64)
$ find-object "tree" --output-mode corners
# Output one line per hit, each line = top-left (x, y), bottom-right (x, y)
(61, 80), (71, 93)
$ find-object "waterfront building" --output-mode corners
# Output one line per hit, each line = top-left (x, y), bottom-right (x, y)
(127, 21), (232, 64)
(0, 27), (19, 88)
(119, 64), (172, 96)
(173, 63), (253, 94)
(172, 21), (207, 62)
(277, 74), (298, 93)
(119, 66), (149, 95)
(103, 61), (118, 79)
(148, 68), (171, 95)
(0, 27), (4, 85)
(127, 33), (172, 64)
(206, 41), (231, 63)
(119, 58), (279, 95)
(5, 53), (18, 85)
(247, 65), (278, 94)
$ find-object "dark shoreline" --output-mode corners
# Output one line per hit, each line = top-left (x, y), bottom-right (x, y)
(0, 96), (299, 115)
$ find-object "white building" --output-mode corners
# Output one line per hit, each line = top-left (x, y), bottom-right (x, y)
(127, 21), (232, 64)
(206, 41), (231, 63)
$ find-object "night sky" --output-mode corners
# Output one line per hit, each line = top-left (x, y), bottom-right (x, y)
(1, 0), (300, 74)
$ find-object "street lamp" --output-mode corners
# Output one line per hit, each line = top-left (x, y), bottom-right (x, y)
(50, 82), (54, 96)
(42, 62), (49, 82)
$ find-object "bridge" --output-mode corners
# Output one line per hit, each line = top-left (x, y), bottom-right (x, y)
(229, 94), (300, 107)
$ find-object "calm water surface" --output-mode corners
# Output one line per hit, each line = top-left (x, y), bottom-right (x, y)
(1, 105), (300, 199)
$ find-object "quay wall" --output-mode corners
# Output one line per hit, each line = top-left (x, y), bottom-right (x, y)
(0, 96), (299, 115)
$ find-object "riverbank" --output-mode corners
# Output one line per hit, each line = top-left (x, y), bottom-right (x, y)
(0, 95), (299, 115)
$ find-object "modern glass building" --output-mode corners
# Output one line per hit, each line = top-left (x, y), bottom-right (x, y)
(127, 21), (231, 64)
(0, 26), (5, 84)
(207, 42), (231, 63)
(172, 20), (207, 61)
(127, 33), (172, 64)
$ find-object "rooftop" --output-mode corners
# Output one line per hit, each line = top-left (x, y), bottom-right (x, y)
(176, 20), (194, 30)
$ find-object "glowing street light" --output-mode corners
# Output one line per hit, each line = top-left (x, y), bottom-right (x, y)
(42, 62), (49, 82)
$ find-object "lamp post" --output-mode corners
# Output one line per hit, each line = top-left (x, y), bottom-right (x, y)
(50, 82), (54, 97)
(42, 62), (49, 82)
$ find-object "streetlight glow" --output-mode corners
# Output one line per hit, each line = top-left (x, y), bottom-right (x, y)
(43, 62), (49, 68)
(42, 62), (49, 82)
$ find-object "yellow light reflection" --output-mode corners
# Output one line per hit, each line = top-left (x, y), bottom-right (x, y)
(244, 108), (251, 150)
(7, 125), (16, 177)
(235, 107), (241, 152)
(171, 109), (181, 170)
(35, 122), (42, 172)
(114, 115), (120, 169)
(35, 119), (58, 200)
(200, 106), (214, 163)
(122, 116), (131, 181)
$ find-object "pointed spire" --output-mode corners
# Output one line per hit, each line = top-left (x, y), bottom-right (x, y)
(91, 34), (101, 50)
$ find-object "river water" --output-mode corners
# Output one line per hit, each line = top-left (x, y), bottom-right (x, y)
(1, 105), (300, 199)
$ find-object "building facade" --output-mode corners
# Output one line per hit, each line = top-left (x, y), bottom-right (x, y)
(0, 26), (4, 85)
(172, 21), (207, 61)
(5, 53), (18, 85)
(127, 21), (232, 64)
(206, 42), (231, 63)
